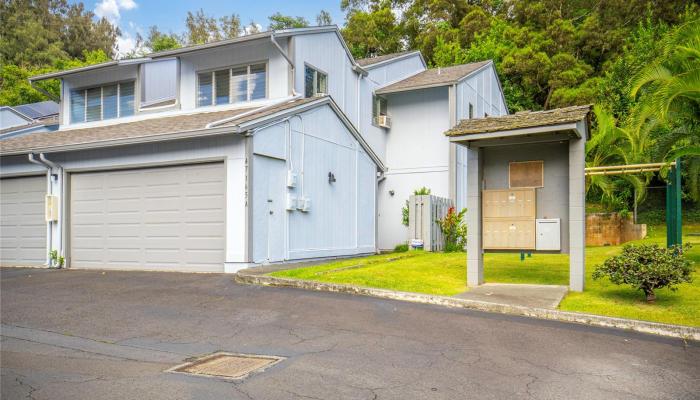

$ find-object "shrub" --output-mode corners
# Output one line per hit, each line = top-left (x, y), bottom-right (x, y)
(592, 244), (694, 302)
(394, 243), (409, 252)
(436, 207), (467, 252)
(401, 187), (431, 226)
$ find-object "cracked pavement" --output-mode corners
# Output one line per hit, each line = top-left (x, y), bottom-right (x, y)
(1, 267), (699, 399)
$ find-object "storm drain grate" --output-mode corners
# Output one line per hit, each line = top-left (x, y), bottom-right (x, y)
(167, 352), (284, 380)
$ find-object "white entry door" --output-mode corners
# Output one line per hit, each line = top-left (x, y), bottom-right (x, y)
(252, 156), (285, 263)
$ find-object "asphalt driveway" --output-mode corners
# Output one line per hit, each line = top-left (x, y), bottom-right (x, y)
(1, 267), (699, 400)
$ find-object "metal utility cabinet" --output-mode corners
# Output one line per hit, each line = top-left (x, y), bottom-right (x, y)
(536, 218), (561, 250)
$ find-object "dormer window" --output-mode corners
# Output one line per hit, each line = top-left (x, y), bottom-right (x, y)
(304, 64), (327, 97)
(70, 81), (135, 124)
(197, 63), (267, 107)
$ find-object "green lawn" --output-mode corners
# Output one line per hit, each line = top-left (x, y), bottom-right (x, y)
(270, 224), (700, 327)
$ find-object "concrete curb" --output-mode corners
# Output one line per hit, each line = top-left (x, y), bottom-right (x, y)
(234, 273), (700, 341)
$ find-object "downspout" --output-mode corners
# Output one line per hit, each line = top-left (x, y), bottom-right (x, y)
(271, 32), (299, 96)
(27, 153), (52, 265)
(40, 154), (64, 265)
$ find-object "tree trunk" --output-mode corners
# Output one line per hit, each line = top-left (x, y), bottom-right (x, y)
(645, 289), (656, 303)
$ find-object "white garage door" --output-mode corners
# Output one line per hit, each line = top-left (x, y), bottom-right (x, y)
(0, 176), (47, 266)
(70, 163), (225, 272)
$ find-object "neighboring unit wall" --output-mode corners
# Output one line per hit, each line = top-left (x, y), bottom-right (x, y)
(0, 135), (249, 269)
(482, 142), (570, 253)
(378, 87), (450, 250)
(360, 55), (425, 162)
(0, 108), (30, 129)
(251, 104), (377, 263)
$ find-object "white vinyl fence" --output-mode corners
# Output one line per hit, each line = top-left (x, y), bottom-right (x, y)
(407, 195), (453, 251)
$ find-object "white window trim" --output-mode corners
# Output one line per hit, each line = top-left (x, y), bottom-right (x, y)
(71, 80), (135, 124)
(304, 63), (328, 97)
(196, 60), (269, 108)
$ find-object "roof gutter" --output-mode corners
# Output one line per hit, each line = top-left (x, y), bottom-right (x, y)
(29, 80), (59, 102)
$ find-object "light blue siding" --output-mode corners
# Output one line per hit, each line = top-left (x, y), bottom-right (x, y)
(454, 63), (508, 211)
(251, 104), (376, 262)
(359, 54), (425, 162)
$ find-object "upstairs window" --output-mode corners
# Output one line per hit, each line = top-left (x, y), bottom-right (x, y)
(304, 65), (327, 97)
(372, 95), (390, 128)
(197, 63), (267, 107)
(70, 81), (135, 124)
(468, 103), (474, 119)
(372, 95), (387, 121)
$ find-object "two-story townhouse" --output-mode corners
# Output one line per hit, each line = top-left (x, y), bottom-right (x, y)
(0, 25), (508, 272)
(0, 26), (415, 272)
(370, 61), (508, 250)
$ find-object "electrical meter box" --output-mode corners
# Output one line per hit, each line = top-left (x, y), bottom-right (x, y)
(286, 171), (297, 188)
(45, 195), (59, 222)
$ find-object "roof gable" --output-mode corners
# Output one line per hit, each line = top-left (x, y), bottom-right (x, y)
(355, 51), (425, 69)
(375, 60), (491, 94)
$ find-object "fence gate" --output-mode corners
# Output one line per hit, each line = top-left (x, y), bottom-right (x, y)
(408, 195), (453, 251)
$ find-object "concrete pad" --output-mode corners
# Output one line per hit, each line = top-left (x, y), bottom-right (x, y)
(453, 283), (568, 309)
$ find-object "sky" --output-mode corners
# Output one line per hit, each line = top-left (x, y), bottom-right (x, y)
(71, 0), (346, 56)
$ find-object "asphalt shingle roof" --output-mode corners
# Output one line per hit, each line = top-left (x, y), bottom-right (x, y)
(375, 61), (491, 94)
(445, 105), (592, 137)
(0, 97), (321, 155)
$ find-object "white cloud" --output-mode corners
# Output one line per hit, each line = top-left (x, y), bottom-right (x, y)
(95, 0), (137, 25)
(115, 31), (138, 58)
(244, 23), (263, 36)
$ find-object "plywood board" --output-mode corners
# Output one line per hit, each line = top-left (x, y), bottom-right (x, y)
(509, 161), (543, 188)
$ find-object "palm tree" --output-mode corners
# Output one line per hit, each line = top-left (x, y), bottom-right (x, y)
(630, 18), (700, 201)
(586, 105), (652, 215)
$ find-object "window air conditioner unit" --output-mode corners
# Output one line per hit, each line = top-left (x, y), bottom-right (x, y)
(376, 115), (391, 128)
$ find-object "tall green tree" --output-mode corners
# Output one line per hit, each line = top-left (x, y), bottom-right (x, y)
(0, 0), (118, 67)
(268, 13), (309, 30)
(145, 26), (182, 53)
(630, 18), (700, 201)
(341, 1), (402, 58)
(316, 10), (333, 26)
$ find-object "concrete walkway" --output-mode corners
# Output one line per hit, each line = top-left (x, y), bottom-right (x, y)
(453, 283), (569, 309)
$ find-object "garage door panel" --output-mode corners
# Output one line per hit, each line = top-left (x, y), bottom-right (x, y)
(71, 163), (225, 272)
(1, 176), (47, 266)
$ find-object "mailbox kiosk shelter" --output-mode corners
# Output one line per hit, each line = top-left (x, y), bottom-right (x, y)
(445, 105), (591, 292)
